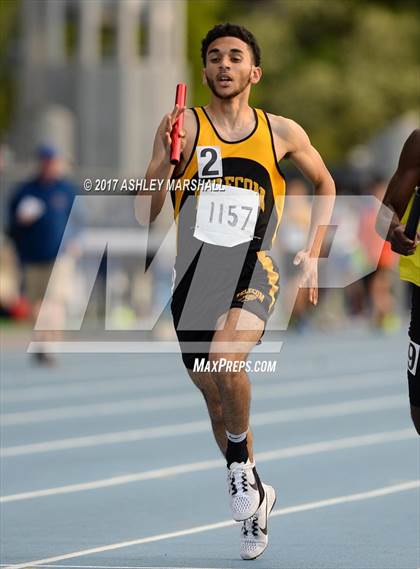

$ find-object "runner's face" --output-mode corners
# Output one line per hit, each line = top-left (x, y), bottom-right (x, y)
(204, 37), (258, 100)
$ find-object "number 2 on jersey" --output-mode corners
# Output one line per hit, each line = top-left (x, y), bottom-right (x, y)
(197, 146), (223, 178)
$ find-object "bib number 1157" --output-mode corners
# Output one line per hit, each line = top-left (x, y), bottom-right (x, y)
(209, 202), (254, 231)
(194, 185), (259, 247)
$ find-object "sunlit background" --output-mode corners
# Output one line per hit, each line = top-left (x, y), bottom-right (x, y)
(0, 0), (419, 344)
(1, 2), (419, 566)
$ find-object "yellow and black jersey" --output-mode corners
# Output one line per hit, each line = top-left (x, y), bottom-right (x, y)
(170, 106), (286, 255)
(400, 193), (420, 287)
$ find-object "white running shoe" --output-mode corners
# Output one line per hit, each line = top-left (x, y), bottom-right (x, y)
(227, 460), (261, 521)
(240, 483), (276, 560)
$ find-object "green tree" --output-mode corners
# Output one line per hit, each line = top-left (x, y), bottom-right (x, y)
(0, 0), (20, 136)
(187, 0), (420, 162)
(187, 0), (227, 105)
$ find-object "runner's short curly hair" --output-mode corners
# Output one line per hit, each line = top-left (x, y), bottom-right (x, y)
(201, 23), (261, 67)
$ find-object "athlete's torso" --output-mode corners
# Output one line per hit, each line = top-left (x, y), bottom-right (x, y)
(400, 193), (420, 286)
(170, 107), (286, 270)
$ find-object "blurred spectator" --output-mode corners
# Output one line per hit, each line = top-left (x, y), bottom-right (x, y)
(0, 240), (31, 320)
(7, 144), (82, 364)
(358, 178), (399, 331)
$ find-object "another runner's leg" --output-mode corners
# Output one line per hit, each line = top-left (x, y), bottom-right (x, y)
(408, 285), (420, 435)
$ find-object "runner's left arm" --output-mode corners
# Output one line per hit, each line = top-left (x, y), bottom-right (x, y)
(376, 129), (420, 255)
(275, 118), (336, 304)
(283, 119), (335, 256)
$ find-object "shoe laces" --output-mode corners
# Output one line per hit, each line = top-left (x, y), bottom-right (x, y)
(228, 464), (251, 495)
(241, 514), (259, 538)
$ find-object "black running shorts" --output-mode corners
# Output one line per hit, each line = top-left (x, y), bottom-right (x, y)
(408, 284), (420, 406)
(171, 246), (279, 370)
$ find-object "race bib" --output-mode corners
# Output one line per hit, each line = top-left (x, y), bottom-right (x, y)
(193, 185), (259, 247)
(408, 340), (419, 375)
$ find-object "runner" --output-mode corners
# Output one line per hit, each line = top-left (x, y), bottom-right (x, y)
(136, 23), (335, 559)
(376, 129), (420, 435)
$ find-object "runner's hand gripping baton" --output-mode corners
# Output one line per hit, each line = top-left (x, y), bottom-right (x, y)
(404, 186), (420, 241)
(170, 83), (187, 166)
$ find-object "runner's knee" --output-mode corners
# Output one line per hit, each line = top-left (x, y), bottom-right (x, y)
(209, 353), (248, 390)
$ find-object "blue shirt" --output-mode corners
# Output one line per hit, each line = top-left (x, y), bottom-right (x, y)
(9, 176), (79, 263)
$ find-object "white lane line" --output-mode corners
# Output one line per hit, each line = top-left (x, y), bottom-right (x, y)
(2, 330), (407, 385)
(1, 394), (407, 458)
(0, 393), (201, 426)
(1, 363), (403, 403)
(0, 372), (401, 426)
(0, 365), (175, 388)
(1, 428), (415, 503)
(0, 565), (231, 569)
(1, 376), (186, 404)
(4, 480), (419, 569)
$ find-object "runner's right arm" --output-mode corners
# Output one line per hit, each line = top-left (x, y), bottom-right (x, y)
(135, 104), (186, 225)
(376, 129), (420, 255)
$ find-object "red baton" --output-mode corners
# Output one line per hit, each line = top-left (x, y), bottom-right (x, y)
(170, 83), (187, 166)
